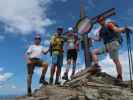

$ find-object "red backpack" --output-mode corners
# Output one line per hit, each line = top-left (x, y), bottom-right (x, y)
(66, 32), (79, 50)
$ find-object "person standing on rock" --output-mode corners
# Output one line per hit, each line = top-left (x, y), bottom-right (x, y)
(26, 34), (49, 96)
(62, 27), (79, 80)
(49, 27), (64, 85)
(92, 16), (126, 81)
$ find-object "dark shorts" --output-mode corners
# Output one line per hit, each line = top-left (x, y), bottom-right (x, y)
(27, 58), (47, 75)
(67, 49), (78, 61)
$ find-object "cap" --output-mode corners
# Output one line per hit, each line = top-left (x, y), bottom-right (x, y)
(34, 34), (41, 39)
(57, 27), (63, 31)
(68, 27), (73, 31)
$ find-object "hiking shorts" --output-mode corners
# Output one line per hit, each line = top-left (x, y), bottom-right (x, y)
(27, 58), (47, 75)
(97, 41), (120, 60)
(52, 51), (63, 67)
(67, 49), (78, 61)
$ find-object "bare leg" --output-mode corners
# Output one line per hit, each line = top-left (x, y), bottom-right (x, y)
(49, 64), (56, 84)
(71, 60), (76, 77)
(27, 60), (34, 96)
(113, 58), (123, 80)
(66, 59), (71, 75)
(40, 62), (48, 84)
(62, 59), (71, 80)
(27, 74), (32, 96)
(92, 49), (100, 65)
(55, 65), (61, 84)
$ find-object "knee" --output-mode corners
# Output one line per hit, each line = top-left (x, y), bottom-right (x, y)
(92, 49), (99, 55)
(27, 74), (32, 80)
(27, 60), (33, 65)
(67, 60), (71, 64)
(113, 58), (120, 65)
(72, 60), (76, 64)
(42, 62), (48, 68)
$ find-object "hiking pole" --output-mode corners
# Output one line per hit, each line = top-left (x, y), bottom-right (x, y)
(125, 27), (133, 90)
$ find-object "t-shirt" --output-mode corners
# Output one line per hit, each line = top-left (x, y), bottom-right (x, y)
(26, 44), (47, 59)
(50, 35), (64, 52)
(68, 35), (75, 49)
(66, 32), (79, 50)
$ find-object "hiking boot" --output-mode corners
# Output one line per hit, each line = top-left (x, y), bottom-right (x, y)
(27, 87), (32, 97)
(55, 77), (61, 85)
(94, 64), (101, 72)
(55, 80), (61, 85)
(62, 73), (69, 81)
(39, 79), (48, 85)
(70, 74), (75, 80)
(88, 64), (101, 75)
(117, 74), (123, 81)
(49, 77), (53, 85)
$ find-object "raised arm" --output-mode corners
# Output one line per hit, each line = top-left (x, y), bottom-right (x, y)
(108, 23), (125, 33)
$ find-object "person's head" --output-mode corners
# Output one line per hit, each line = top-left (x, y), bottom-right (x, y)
(34, 34), (41, 45)
(97, 16), (106, 26)
(68, 27), (73, 34)
(57, 27), (63, 36)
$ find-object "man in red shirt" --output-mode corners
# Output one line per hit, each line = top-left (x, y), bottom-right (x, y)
(92, 16), (125, 81)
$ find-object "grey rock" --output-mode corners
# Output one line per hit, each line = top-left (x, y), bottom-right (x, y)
(17, 66), (133, 100)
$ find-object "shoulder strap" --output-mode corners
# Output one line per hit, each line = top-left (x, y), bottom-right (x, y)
(106, 22), (123, 45)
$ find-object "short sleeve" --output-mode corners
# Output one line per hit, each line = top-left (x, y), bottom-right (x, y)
(107, 23), (114, 30)
(50, 36), (55, 44)
(26, 45), (32, 54)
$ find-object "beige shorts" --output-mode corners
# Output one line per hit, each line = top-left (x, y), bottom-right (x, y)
(97, 41), (120, 59)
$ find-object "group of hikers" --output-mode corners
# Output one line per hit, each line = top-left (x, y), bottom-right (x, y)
(25, 16), (126, 96)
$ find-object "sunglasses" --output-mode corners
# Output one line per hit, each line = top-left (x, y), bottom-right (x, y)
(35, 38), (41, 40)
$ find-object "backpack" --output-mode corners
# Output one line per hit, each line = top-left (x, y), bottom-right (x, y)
(107, 22), (123, 45)
(99, 22), (123, 45)
(66, 32), (79, 50)
(51, 35), (64, 52)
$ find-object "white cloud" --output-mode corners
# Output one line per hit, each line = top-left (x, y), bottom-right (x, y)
(0, 72), (13, 82)
(0, 0), (54, 34)
(0, 67), (14, 82)
(99, 51), (133, 80)
(11, 85), (17, 89)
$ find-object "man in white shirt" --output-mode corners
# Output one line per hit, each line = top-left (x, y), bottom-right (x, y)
(26, 34), (48, 96)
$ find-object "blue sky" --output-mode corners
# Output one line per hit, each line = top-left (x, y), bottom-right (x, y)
(0, 0), (133, 96)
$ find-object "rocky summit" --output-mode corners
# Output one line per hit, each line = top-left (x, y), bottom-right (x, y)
(17, 66), (133, 100)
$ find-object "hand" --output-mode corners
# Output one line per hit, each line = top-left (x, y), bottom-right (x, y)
(43, 49), (49, 55)
(27, 59), (32, 63)
(124, 26), (132, 33)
